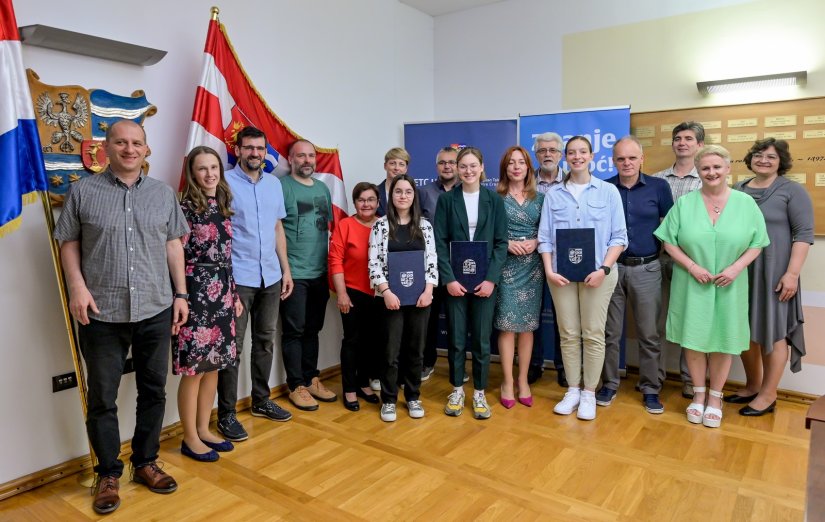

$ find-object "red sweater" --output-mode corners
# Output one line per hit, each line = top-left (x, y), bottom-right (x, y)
(328, 216), (373, 295)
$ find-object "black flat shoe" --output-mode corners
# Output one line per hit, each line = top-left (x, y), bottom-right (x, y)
(724, 393), (758, 404)
(356, 388), (380, 404)
(343, 398), (360, 412)
(739, 401), (776, 416)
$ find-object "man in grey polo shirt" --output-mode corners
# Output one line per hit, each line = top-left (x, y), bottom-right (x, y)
(54, 120), (188, 514)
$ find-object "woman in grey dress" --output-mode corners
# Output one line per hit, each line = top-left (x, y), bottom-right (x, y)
(494, 146), (545, 408)
(728, 138), (814, 416)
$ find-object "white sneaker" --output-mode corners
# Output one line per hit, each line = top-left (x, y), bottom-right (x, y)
(407, 400), (425, 419)
(577, 390), (596, 420)
(380, 403), (397, 422)
(370, 379), (381, 392)
(553, 388), (581, 415)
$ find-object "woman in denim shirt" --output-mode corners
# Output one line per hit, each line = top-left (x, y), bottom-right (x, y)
(538, 136), (627, 421)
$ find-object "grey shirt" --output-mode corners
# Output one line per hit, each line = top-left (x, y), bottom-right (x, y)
(54, 169), (189, 323)
(652, 164), (701, 200)
(419, 179), (457, 222)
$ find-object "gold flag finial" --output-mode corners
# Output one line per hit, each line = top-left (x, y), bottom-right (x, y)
(211, 6), (220, 21)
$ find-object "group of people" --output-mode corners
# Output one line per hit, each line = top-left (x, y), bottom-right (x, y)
(55, 118), (813, 515)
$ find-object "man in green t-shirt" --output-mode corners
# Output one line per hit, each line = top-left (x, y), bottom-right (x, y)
(280, 139), (336, 411)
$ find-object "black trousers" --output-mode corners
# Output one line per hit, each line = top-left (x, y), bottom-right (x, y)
(422, 285), (447, 368)
(340, 288), (382, 393)
(280, 275), (329, 391)
(78, 307), (171, 477)
(381, 305), (430, 403)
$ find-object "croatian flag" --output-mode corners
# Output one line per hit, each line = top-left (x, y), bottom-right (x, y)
(0, 0), (47, 237)
(184, 15), (348, 225)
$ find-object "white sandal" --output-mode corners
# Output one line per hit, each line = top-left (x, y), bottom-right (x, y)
(703, 389), (724, 428)
(686, 386), (706, 424)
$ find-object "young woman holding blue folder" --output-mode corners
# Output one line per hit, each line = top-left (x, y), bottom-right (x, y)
(434, 146), (509, 420)
(368, 174), (438, 422)
(537, 136), (627, 421)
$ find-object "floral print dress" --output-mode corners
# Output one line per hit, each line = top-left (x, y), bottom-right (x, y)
(172, 198), (238, 375)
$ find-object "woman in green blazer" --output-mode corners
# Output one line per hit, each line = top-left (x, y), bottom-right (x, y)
(434, 146), (508, 420)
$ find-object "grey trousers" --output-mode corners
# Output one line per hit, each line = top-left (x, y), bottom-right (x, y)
(603, 260), (663, 394)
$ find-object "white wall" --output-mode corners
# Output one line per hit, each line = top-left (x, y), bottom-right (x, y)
(1, 0), (433, 484)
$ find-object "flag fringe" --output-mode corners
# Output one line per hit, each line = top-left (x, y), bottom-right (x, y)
(217, 22), (340, 155)
(0, 216), (22, 238)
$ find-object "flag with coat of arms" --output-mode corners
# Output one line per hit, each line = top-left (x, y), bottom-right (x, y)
(184, 10), (348, 225)
(0, 0), (47, 237)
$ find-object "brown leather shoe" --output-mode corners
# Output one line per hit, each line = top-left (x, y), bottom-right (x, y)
(289, 385), (319, 411)
(308, 377), (337, 402)
(132, 462), (178, 494)
(92, 475), (120, 514)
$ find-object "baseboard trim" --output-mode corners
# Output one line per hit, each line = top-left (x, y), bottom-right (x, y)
(0, 366), (341, 501)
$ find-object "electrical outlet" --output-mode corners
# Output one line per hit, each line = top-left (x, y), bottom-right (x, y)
(52, 372), (78, 393)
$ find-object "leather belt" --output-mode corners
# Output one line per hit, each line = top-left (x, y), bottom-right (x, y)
(187, 262), (228, 268)
(618, 254), (658, 266)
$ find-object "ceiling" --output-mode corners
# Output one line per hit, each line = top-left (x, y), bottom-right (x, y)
(399, 0), (505, 17)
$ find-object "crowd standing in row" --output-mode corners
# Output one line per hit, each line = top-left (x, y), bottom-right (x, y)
(55, 119), (813, 514)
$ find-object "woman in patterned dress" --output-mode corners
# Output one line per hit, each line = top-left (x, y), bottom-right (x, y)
(174, 146), (243, 461)
(494, 146), (545, 408)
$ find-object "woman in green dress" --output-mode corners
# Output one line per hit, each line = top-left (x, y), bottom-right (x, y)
(494, 146), (545, 409)
(654, 145), (768, 428)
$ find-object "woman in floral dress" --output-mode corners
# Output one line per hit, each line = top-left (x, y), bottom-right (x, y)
(174, 146), (242, 462)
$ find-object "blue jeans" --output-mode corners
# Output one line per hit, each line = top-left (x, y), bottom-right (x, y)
(79, 307), (172, 477)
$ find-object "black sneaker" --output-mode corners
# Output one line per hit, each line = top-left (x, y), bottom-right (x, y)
(643, 394), (664, 414)
(527, 365), (543, 385)
(217, 413), (249, 441)
(251, 400), (292, 422)
(595, 386), (617, 406)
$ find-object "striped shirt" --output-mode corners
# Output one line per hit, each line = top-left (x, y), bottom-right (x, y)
(54, 170), (189, 323)
(652, 164), (701, 200)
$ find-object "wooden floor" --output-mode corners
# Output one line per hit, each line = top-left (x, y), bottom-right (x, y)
(0, 360), (810, 521)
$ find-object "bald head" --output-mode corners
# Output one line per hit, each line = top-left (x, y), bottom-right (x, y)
(105, 119), (147, 143)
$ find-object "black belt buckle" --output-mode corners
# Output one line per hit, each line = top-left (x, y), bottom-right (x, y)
(619, 254), (658, 266)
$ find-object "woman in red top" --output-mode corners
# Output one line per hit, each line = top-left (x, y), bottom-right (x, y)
(330, 182), (382, 411)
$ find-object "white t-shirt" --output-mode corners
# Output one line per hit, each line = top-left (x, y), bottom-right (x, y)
(463, 190), (480, 240)
(567, 181), (589, 202)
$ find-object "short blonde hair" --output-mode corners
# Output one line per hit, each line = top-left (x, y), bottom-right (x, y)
(694, 144), (731, 168)
(384, 147), (410, 164)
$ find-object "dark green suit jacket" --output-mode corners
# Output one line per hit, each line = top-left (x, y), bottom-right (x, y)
(434, 186), (509, 286)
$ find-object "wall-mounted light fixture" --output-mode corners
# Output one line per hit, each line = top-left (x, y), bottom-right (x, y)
(697, 71), (806, 96)
(19, 25), (166, 66)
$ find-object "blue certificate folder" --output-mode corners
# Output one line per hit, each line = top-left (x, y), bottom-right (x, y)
(556, 228), (595, 282)
(387, 250), (426, 306)
(449, 241), (488, 290)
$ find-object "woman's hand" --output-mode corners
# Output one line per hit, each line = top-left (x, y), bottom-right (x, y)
(234, 297), (244, 317)
(584, 269), (606, 288)
(687, 262), (713, 284)
(337, 291), (353, 314)
(416, 290), (433, 308)
(775, 272), (799, 302)
(508, 240), (527, 255)
(383, 289), (401, 310)
(474, 280), (496, 298)
(713, 263), (744, 287)
(522, 239), (537, 254)
(446, 281), (467, 297)
(546, 272), (569, 287)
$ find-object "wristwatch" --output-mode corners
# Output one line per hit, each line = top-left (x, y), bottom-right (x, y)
(599, 265), (611, 275)
(174, 293), (189, 299)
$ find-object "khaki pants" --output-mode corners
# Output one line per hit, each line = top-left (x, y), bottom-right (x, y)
(549, 269), (618, 389)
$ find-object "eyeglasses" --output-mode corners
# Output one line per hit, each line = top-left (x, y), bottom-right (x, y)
(752, 152), (779, 161)
(355, 197), (378, 204)
(536, 148), (561, 155)
(393, 189), (414, 197)
(437, 160), (457, 166)
(240, 145), (266, 153)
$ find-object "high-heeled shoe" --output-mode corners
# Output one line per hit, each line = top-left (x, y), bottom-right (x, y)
(703, 389), (724, 428)
(517, 395), (534, 407)
(723, 393), (757, 404)
(739, 400), (776, 416)
(686, 386), (706, 424)
(356, 388), (380, 404)
(500, 386), (516, 409)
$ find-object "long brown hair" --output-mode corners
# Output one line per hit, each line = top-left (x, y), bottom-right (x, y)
(387, 174), (424, 244)
(562, 135), (593, 185)
(497, 145), (537, 200)
(182, 146), (234, 218)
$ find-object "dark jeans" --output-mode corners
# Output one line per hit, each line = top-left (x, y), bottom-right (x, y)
(382, 305), (430, 403)
(340, 288), (382, 393)
(280, 275), (329, 391)
(531, 282), (564, 370)
(78, 307), (172, 477)
(218, 281), (281, 418)
(423, 285), (447, 368)
(445, 291), (497, 390)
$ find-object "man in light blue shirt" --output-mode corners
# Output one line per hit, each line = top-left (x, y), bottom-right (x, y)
(217, 126), (294, 442)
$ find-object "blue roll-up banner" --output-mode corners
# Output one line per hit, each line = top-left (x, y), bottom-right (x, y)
(404, 119), (517, 189)
(519, 106), (630, 180)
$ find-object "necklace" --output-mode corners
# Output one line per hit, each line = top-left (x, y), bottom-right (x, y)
(701, 191), (727, 215)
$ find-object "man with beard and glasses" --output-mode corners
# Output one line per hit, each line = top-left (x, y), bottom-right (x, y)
(217, 126), (294, 443)
(280, 139), (336, 411)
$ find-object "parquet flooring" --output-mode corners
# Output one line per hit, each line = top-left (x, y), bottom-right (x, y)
(0, 360), (810, 521)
